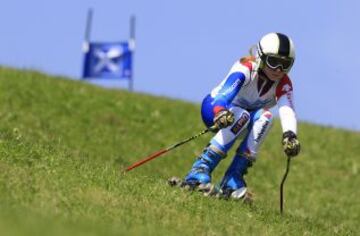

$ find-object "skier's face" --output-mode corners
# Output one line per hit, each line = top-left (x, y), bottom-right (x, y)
(262, 65), (286, 81)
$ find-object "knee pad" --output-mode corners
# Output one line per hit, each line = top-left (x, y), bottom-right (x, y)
(262, 110), (273, 122)
(235, 147), (257, 162)
(207, 145), (227, 159)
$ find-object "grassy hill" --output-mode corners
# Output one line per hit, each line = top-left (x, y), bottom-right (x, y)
(0, 67), (359, 235)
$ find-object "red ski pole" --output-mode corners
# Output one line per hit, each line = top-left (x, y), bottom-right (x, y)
(125, 125), (217, 172)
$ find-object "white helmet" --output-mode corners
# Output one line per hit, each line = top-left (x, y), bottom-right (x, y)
(256, 33), (295, 72)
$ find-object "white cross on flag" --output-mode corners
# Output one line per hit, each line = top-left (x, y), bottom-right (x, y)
(82, 42), (132, 79)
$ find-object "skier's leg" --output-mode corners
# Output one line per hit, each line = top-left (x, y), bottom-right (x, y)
(184, 105), (251, 186)
(220, 109), (273, 199)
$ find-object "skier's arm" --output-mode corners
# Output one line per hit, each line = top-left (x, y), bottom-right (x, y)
(276, 77), (300, 157)
(211, 72), (245, 128)
(212, 71), (247, 112)
(210, 61), (251, 128)
(277, 94), (297, 134)
(276, 77), (297, 134)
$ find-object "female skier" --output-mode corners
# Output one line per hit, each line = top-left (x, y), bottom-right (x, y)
(182, 32), (301, 199)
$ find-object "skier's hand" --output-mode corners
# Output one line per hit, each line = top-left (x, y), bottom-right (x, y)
(213, 109), (234, 129)
(282, 131), (300, 157)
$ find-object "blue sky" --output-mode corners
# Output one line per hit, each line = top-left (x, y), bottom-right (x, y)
(1, 0), (359, 131)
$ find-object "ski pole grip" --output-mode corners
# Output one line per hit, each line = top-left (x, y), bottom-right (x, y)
(208, 124), (219, 132)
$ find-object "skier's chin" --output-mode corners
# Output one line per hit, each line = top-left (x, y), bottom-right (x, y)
(262, 67), (285, 81)
(268, 74), (284, 81)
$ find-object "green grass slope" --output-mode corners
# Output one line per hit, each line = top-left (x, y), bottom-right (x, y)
(0, 67), (359, 235)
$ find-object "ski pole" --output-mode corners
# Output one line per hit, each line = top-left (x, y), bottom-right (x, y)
(125, 125), (217, 172)
(280, 154), (291, 215)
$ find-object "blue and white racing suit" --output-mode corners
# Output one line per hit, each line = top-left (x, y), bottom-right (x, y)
(201, 59), (297, 160)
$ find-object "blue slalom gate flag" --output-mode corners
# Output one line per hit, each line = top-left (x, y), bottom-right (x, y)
(82, 42), (132, 79)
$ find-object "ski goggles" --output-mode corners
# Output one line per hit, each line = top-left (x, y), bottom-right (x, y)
(265, 55), (294, 72)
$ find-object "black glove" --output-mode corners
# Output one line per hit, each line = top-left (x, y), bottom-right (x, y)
(213, 109), (234, 129)
(282, 131), (300, 157)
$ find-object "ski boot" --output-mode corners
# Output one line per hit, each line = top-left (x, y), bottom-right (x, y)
(219, 155), (253, 201)
(182, 146), (224, 191)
